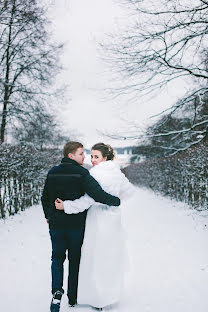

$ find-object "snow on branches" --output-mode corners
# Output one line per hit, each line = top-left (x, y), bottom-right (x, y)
(0, 144), (60, 218)
(123, 142), (208, 210)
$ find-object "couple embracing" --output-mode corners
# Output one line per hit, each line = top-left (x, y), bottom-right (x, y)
(41, 141), (134, 311)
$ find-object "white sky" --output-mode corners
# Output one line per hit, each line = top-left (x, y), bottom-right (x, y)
(48, 0), (189, 149)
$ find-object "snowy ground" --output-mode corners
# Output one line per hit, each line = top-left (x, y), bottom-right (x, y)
(1, 187), (208, 312)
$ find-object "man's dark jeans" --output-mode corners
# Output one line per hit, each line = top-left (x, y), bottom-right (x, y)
(49, 227), (85, 301)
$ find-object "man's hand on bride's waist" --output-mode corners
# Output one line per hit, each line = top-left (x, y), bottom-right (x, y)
(55, 198), (64, 210)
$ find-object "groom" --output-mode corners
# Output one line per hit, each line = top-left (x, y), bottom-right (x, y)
(41, 141), (120, 312)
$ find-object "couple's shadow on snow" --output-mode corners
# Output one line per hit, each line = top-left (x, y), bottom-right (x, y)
(61, 299), (119, 311)
(79, 304), (119, 311)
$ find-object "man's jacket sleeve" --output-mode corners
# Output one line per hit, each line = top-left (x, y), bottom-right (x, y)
(41, 176), (49, 219)
(82, 172), (120, 206)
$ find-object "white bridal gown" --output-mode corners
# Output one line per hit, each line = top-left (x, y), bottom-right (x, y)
(63, 160), (135, 308)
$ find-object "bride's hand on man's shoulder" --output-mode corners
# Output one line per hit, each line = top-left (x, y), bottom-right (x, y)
(55, 198), (64, 210)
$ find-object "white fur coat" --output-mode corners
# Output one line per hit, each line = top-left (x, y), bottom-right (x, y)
(63, 160), (134, 214)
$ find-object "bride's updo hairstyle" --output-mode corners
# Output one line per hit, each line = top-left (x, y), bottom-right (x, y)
(91, 143), (115, 161)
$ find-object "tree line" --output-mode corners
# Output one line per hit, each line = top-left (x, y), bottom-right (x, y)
(123, 142), (208, 210)
(0, 1), (72, 218)
(103, 0), (208, 208)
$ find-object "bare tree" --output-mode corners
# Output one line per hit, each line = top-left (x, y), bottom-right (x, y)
(102, 0), (208, 153)
(12, 106), (69, 150)
(0, 0), (63, 143)
(102, 92), (208, 156)
(106, 0), (208, 95)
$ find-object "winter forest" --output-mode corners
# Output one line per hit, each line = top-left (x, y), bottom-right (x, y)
(0, 0), (207, 217)
(0, 1), (208, 311)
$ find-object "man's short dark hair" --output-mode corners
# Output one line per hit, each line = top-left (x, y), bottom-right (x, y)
(63, 141), (83, 157)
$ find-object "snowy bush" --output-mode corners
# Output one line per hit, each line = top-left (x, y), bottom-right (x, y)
(0, 144), (61, 218)
(122, 143), (208, 210)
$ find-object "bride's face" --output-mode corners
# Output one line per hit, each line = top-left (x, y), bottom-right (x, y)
(91, 150), (107, 166)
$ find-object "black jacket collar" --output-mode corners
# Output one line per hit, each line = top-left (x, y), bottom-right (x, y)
(61, 157), (79, 166)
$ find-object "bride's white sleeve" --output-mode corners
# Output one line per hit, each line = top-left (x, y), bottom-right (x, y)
(63, 194), (95, 214)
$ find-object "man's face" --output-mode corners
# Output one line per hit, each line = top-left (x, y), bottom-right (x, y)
(69, 147), (85, 165)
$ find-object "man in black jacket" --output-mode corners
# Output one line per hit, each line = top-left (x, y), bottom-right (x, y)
(41, 141), (120, 312)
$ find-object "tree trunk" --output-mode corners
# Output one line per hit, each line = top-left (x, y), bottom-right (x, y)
(0, 1), (15, 144)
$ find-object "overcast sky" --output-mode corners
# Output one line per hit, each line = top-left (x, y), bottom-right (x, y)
(48, 0), (188, 149)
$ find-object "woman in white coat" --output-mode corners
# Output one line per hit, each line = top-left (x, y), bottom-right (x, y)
(55, 143), (134, 310)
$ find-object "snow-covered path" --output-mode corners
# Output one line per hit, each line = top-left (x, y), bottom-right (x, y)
(0, 188), (208, 312)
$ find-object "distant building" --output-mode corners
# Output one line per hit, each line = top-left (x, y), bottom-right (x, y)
(114, 146), (135, 168)
(114, 146), (133, 155)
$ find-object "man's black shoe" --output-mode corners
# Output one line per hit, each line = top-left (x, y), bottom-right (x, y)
(50, 290), (63, 312)
(68, 298), (77, 307)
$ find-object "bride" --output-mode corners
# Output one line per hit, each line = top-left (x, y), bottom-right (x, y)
(55, 143), (134, 310)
